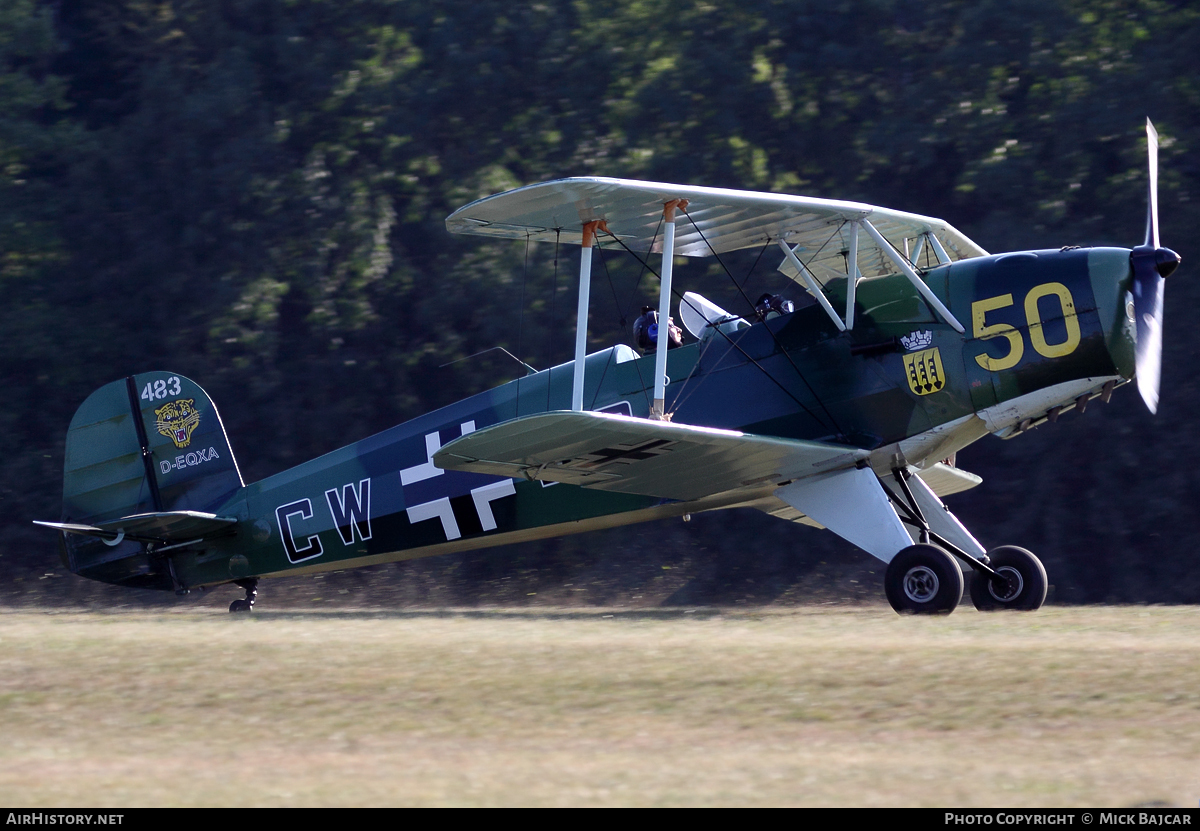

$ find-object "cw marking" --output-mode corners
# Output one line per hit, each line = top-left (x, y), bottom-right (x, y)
(325, 479), (372, 545)
(275, 499), (324, 564)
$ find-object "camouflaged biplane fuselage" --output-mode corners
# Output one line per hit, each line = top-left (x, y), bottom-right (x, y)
(51, 245), (1134, 595)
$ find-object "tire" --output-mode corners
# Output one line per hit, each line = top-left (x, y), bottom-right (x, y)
(884, 544), (964, 614)
(229, 599), (252, 613)
(969, 546), (1048, 611)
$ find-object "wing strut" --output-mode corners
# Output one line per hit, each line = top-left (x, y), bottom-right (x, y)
(652, 199), (687, 419)
(845, 220), (862, 330)
(927, 231), (952, 265)
(779, 221), (963, 333)
(907, 234), (926, 266)
(777, 240), (846, 332)
(860, 219), (964, 333)
(572, 220), (607, 411)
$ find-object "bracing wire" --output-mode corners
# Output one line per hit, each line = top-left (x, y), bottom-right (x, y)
(738, 237), (773, 292)
(588, 237), (647, 411)
(596, 236), (624, 328)
(515, 233), (531, 416)
(681, 208), (846, 438)
(599, 226), (839, 438)
(619, 215), (663, 327)
(668, 236), (775, 411)
(598, 225), (661, 412)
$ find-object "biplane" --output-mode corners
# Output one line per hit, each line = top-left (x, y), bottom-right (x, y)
(37, 121), (1179, 614)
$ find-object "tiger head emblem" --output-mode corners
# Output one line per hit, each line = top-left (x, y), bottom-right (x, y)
(155, 398), (201, 449)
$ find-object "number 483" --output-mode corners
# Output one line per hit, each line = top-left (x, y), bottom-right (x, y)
(971, 282), (1081, 371)
(140, 376), (182, 401)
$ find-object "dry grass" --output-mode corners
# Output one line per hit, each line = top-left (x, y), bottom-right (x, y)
(1, 605), (1198, 806)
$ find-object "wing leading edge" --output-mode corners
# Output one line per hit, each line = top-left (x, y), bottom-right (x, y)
(432, 410), (868, 503)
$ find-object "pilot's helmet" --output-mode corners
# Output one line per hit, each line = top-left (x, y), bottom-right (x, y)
(633, 307), (658, 351)
(755, 293), (794, 321)
(632, 306), (682, 351)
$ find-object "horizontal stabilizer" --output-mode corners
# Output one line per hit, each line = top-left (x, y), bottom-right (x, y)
(434, 411), (867, 502)
(35, 511), (237, 545)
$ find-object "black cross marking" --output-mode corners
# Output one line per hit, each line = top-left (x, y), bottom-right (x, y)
(570, 439), (675, 470)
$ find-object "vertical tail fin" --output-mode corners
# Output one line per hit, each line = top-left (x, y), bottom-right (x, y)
(59, 372), (243, 587)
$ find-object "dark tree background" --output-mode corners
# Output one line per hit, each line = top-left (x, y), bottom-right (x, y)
(4, 0), (1199, 607)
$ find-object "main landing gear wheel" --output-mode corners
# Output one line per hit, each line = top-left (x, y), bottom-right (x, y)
(884, 544), (964, 615)
(969, 546), (1047, 611)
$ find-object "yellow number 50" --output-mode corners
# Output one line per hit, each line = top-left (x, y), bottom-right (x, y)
(972, 282), (1081, 371)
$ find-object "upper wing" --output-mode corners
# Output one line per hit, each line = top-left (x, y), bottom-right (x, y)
(445, 176), (987, 280)
(432, 410), (867, 502)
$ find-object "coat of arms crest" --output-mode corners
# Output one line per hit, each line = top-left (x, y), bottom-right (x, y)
(903, 348), (946, 396)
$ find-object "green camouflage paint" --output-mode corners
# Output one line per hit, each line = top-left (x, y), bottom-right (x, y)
(49, 246), (1138, 593)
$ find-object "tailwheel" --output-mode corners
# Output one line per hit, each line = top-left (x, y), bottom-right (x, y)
(969, 546), (1047, 611)
(228, 578), (258, 613)
(884, 544), (964, 615)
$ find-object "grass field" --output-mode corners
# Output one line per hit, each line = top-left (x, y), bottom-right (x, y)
(0, 605), (1197, 807)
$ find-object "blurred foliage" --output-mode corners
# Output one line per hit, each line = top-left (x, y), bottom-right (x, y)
(4, 0), (1200, 605)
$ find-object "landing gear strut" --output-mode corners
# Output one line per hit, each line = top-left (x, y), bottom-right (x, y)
(229, 578), (257, 613)
(883, 468), (1047, 614)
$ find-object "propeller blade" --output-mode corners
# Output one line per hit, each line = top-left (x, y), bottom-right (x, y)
(1131, 249), (1163, 414)
(1131, 119), (1180, 414)
(1145, 118), (1160, 249)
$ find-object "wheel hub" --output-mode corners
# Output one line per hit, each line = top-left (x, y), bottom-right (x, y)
(987, 566), (1024, 602)
(903, 565), (940, 603)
